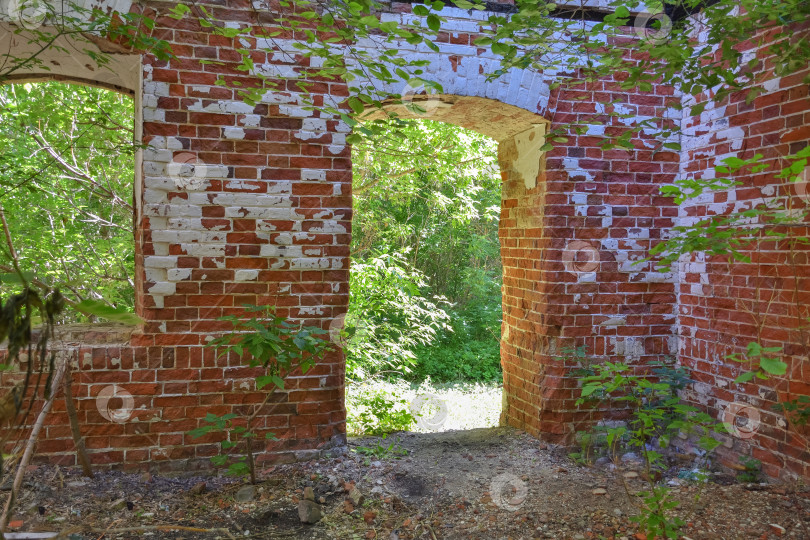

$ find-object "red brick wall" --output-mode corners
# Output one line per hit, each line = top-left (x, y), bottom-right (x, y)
(677, 19), (810, 479)
(2, 1), (806, 480)
(499, 47), (680, 441)
(2, 1), (680, 471)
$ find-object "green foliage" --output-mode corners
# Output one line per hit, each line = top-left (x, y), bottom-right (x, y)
(411, 338), (501, 383)
(0, 82), (136, 316)
(649, 152), (810, 270)
(575, 357), (721, 539)
(0, 2), (174, 322)
(352, 119), (501, 301)
(774, 395), (810, 426)
(737, 456), (763, 483)
(727, 342), (788, 383)
(188, 412), (277, 478)
(633, 484), (684, 540)
(349, 119), (502, 382)
(345, 252), (452, 379)
(355, 439), (409, 462)
(569, 431), (597, 466)
(206, 305), (332, 383)
(347, 387), (416, 436)
(189, 305), (332, 481)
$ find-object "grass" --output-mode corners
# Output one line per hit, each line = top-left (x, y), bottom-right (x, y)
(346, 378), (503, 435)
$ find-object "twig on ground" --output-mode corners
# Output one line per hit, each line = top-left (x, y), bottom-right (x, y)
(93, 518), (122, 540)
(73, 524), (236, 539)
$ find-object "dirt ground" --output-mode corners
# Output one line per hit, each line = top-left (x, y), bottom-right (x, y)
(4, 427), (810, 539)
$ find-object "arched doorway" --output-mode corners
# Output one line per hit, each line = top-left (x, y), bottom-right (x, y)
(349, 95), (552, 436)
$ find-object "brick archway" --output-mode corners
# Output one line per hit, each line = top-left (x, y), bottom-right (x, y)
(361, 96), (555, 434)
(1, 3), (681, 469)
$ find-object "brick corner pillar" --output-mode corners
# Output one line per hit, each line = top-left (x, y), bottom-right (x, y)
(497, 74), (680, 444)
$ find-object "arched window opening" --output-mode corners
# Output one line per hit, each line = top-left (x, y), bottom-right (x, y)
(0, 81), (136, 320)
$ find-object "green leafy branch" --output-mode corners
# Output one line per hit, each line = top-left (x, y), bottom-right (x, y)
(189, 305), (332, 482)
(728, 342), (787, 384)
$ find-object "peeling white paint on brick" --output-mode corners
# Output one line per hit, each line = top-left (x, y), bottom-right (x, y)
(235, 270), (259, 281)
(302, 169), (326, 181)
(223, 127), (246, 139)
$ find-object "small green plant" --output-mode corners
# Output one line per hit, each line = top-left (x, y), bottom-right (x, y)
(737, 456), (762, 484)
(728, 342), (787, 383)
(189, 412), (277, 478)
(730, 342), (810, 435)
(189, 305), (332, 483)
(347, 387), (416, 436)
(564, 345), (599, 377)
(355, 439), (408, 463)
(576, 359), (722, 540)
(569, 431), (595, 466)
(774, 395), (810, 426)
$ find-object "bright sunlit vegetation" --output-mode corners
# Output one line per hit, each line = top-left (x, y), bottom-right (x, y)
(0, 82), (135, 316)
(345, 119), (504, 435)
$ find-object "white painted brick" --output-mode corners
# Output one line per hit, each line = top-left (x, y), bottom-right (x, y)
(223, 127), (246, 140)
(151, 230), (202, 243)
(167, 268), (193, 281)
(224, 207), (296, 219)
(145, 268), (166, 282)
(235, 270), (259, 282)
(260, 245), (303, 257)
(290, 258), (331, 270)
(144, 256), (178, 269)
(240, 114), (261, 127)
(302, 169), (326, 181)
(148, 282), (176, 295)
(307, 220), (347, 233)
(143, 189), (168, 205)
(179, 244), (227, 257)
(143, 204), (203, 218)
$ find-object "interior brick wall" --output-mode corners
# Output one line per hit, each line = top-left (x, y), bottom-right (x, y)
(0, 1), (807, 479)
(677, 17), (810, 480)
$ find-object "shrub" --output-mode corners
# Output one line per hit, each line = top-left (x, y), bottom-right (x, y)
(346, 386), (416, 436)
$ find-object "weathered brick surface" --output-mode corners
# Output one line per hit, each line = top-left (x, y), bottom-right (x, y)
(0, 1), (806, 478)
(676, 18), (810, 479)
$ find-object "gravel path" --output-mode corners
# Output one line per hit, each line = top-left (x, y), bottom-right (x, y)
(7, 427), (809, 539)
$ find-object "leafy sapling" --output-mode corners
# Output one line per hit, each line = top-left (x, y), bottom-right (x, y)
(189, 305), (332, 483)
(575, 360), (722, 540)
(737, 457), (763, 484)
(728, 342), (787, 383)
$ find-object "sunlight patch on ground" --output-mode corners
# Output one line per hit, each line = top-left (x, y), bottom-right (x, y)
(346, 379), (502, 434)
